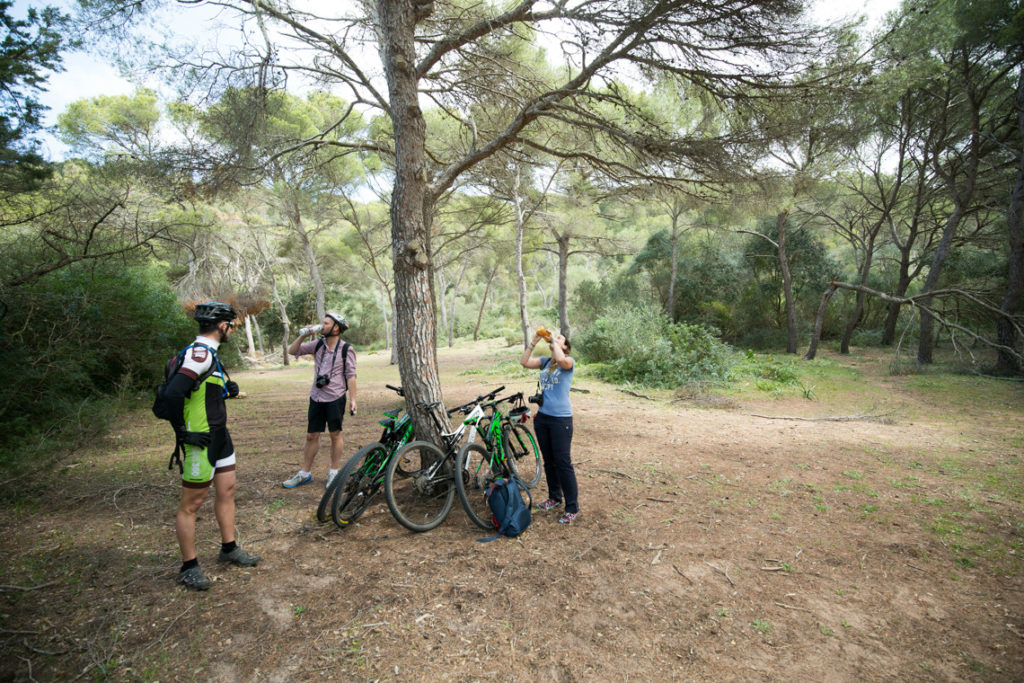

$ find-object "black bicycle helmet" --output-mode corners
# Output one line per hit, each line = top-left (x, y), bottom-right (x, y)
(193, 301), (237, 324)
(326, 311), (349, 333)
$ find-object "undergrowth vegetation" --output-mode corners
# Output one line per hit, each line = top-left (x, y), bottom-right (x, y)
(575, 306), (733, 388)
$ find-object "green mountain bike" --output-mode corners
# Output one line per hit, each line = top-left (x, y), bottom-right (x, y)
(454, 391), (541, 530)
(315, 384), (415, 528)
(384, 386), (505, 532)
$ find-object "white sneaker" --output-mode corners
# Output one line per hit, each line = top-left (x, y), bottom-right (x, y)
(326, 471), (338, 489)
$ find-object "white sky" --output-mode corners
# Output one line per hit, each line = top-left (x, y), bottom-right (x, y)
(17, 0), (902, 161)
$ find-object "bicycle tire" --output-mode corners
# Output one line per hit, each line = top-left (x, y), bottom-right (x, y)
(455, 442), (507, 530)
(384, 440), (455, 532)
(505, 423), (541, 488)
(316, 467), (347, 523)
(331, 442), (387, 530)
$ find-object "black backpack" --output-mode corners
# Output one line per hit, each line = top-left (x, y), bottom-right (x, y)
(152, 342), (226, 473)
(151, 342), (222, 421)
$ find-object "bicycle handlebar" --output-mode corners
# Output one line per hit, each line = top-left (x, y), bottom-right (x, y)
(442, 385), (507, 416)
(482, 391), (524, 410)
(385, 384), (404, 397)
(407, 385), (512, 420)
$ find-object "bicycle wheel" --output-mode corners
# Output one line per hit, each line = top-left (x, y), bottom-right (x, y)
(505, 423), (541, 488)
(332, 442), (386, 529)
(456, 442), (505, 530)
(384, 440), (456, 533)
(316, 468), (346, 523)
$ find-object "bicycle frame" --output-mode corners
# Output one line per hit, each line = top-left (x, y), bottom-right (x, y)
(405, 388), (504, 485)
(362, 413), (413, 482)
(464, 392), (525, 471)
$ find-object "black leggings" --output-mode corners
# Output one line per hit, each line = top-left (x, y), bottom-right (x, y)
(533, 413), (578, 513)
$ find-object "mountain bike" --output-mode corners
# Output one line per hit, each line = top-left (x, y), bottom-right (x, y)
(454, 391), (541, 530)
(384, 386), (505, 532)
(315, 384), (414, 528)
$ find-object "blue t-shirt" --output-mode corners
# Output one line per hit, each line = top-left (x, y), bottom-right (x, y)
(537, 356), (574, 417)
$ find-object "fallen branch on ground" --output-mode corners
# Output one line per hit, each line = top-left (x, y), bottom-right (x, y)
(672, 564), (694, 584)
(747, 412), (894, 423)
(704, 561), (735, 586)
(774, 602), (812, 613)
(0, 581), (59, 592)
(591, 468), (636, 480)
(618, 389), (654, 400)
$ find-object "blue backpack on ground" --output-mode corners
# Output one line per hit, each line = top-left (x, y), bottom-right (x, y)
(477, 476), (532, 542)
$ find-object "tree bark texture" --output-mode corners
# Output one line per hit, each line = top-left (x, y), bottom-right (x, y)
(777, 211), (798, 354)
(378, 0), (446, 442)
(667, 198), (682, 321)
(556, 232), (571, 339)
(290, 205), (325, 320)
(996, 71), (1024, 375)
(272, 280), (290, 366)
(513, 164), (531, 347)
(917, 54), (984, 365)
(804, 282), (838, 360)
(244, 315), (256, 357)
(840, 230), (878, 354)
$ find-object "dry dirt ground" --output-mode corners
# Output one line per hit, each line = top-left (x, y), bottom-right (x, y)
(1, 341), (1022, 681)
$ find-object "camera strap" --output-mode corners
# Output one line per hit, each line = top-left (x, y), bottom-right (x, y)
(314, 339), (350, 392)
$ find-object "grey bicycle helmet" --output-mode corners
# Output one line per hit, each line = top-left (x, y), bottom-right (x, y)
(326, 312), (348, 333)
(194, 301), (237, 324)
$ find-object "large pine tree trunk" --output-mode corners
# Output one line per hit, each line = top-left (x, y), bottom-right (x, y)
(777, 211), (798, 354)
(918, 66), (981, 366)
(271, 280), (290, 366)
(881, 258), (913, 345)
(557, 233), (571, 338)
(513, 165), (531, 347)
(804, 282), (838, 360)
(840, 230), (878, 354)
(290, 206), (325, 320)
(244, 315), (256, 357)
(916, 202), (968, 365)
(379, 0), (446, 442)
(667, 198), (682, 321)
(996, 72), (1024, 375)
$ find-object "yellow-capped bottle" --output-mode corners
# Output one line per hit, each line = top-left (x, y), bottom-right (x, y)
(536, 326), (552, 342)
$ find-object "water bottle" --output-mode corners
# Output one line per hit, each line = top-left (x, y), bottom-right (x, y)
(536, 326), (552, 342)
(300, 323), (323, 336)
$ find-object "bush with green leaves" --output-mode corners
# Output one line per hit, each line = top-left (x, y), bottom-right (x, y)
(0, 263), (194, 466)
(575, 306), (733, 388)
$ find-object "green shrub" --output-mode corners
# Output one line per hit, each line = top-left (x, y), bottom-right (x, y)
(0, 263), (194, 467)
(575, 306), (733, 388)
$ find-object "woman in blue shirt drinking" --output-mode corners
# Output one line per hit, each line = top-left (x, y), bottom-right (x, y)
(520, 329), (579, 524)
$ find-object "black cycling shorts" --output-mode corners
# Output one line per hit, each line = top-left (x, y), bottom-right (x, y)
(308, 395), (346, 433)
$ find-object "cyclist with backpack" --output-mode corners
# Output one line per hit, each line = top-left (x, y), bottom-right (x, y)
(282, 312), (358, 490)
(164, 301), (261, 590)
(520, 329), (580, 525)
